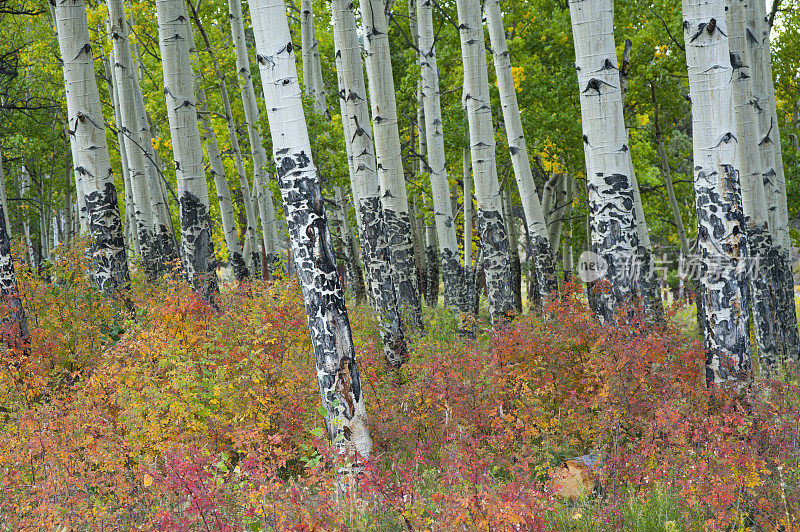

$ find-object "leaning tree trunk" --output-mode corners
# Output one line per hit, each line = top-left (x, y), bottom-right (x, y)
(360, 0), (424, 330)
(300, 0), (328, 116)
(747, 0), (799, 363)
(728, 0), (782, 369)
(330, 0), (407, 367)
(228, 0), (281, 272)
(683, 0), (752, 383)
(155, 0), (217, 298)
(0, 202), (29, 351)
(54, 0), (129, 293)
(417, 0), (465, 311)
(249, 0), (373, 455)
(187, 5), (261, 275)
(569, 0), (641, 323)
(107, 0), (159, 275)
(484, 0), (557, 304)
(455, 0), (514, 325)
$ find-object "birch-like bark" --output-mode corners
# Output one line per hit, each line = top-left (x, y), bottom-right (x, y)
(360, 0), (423, 330)
(129, 36), (179, 268)
(250, 0), (373, 456)
(729, 0), (782, 368)
(18, 167), (35, 268)
(462, 146), (475, 312)
(187, 6), (261, 274)
(0, 202), (29, 350)
(228, 0), (281, 271)
(456, 0), (514, 324)
(417, 0), (464, 310)
(107, 1), (159, 274)
(683, 0), (752, 382)
(300, 0), (327, 115)
(156, 0), (217, 298)
(502, 188), (523, 313)
(484, 0), (558, 304)
(196, 78), (248, 281)
(334, 186), (366, 305)
(54, 0), (129, 292)
(746, 0), (799, 363)
(330, 0), (407, 366)
(569, 0), (641, 322)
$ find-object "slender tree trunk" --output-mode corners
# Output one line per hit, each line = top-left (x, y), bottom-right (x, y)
(456, 0), (514, 325)
(462, 146), (475, 313)
(683, 0), (752, 383)
(334, 186), (366, 305)
(729, 0), (783, 368)
(502, 188), (523, 314)
(18, 167), (35, 268)
(54, 0), (129, 293)
(300, 0), (328, 116)
(0, 152), (11, 238)
(187, 5), (261, 275)
(249, 0), (373, 456)
(108, 0), (159, 276)
(484, 0), (558, 305)
(0, 201), (29, 351)
(747, 0), (799, 363)
(360, 0), (424, 330)
(228, 0), (280, 274)
(424, 202), (439, 307)
(410, 197), (427, 301)
(569, 0), (641, 322)
(330, 0), (407, 366)
(417, 0), (465, 310)
(155, 0), (217, 298)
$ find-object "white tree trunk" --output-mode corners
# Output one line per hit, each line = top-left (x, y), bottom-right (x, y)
(484, 0), (558, 304)
(462, 146), (475, 312)
(417, 0), (464, 310)
(107, 4), (158, 273)
(0, 199), (29, 350)
(249, 0), (372, 457)
(0, 151), (11, 237)
(155, 0), (217, 297)
(187, 7), (261, 275)
(54, 0), (129, 292)
(331, 0), (407, 366)
(360, 0), (423, 330)
(683, 0), (752, 382)
(455, 0), (514, 325)
(746, 0), (799, 363)
(228, 0), (281, 271)
(728, 0), (782, 368)
(18, 167), (35, 268)
(300, 0), (327, 115)
(569, 0), (642, 322)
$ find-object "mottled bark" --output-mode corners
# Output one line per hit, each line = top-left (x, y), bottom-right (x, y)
(570, 0), (641, 322)
(462, 147), (475, 313)
(334, 186), (366, 305)
(54, 0), (129, 293)
(0, 203), (29, 350)
(156, 0), (217, 298)
(250, 0), (373, 456)
(417, 0), (465, 310)
(683, 0), (752, 383)
(456, 0), (514, 325)
(485, 0), (558, 305)
(360, 0), (424, 330)
(330, 0), (407, 366)
(502, 189), (523, 314)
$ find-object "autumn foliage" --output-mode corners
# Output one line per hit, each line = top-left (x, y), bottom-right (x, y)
(0, 243), (798, 530)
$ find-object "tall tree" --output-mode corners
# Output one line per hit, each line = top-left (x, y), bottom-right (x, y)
(417, 0), (464, 311)
(683, 0), (751, 383)
(53, 0), (129, 293)
(455, 0), (515, 325)
(0, 200), (28, 351)
(331, 0), (407, 367)
(228, 0), (281, 271)
(484, 0), (558, 304)
(300, 0), (327, 116)
(155, 0), (217, 298)
(249, 0), (372, 454)
(569, 0), (641, 322)
(360, 0), (423, 330)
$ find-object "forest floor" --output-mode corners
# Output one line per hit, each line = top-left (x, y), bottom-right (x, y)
(1, 245), (799, 531)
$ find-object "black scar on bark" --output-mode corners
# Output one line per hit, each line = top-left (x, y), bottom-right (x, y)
(179, 191), (218, 300)
(530, 234), (558, 303)
(745, 223), (781, 371)
(440, 247), (465, 312)
(230, 251), (249, 282)
(84, 181), (129, 293)
(382, 207), (424, 332)
(477, 208), (515, 325)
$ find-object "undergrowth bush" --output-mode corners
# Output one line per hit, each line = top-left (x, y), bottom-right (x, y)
(0, 243), (798, 530)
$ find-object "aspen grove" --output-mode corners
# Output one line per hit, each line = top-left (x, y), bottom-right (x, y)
(1, 0), (800, 528)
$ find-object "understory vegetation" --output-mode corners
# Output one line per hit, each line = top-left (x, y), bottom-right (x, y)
(1, 244), (798, 531)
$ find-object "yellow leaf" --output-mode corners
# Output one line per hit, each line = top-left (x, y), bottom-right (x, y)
(143, 473), (153, 487)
